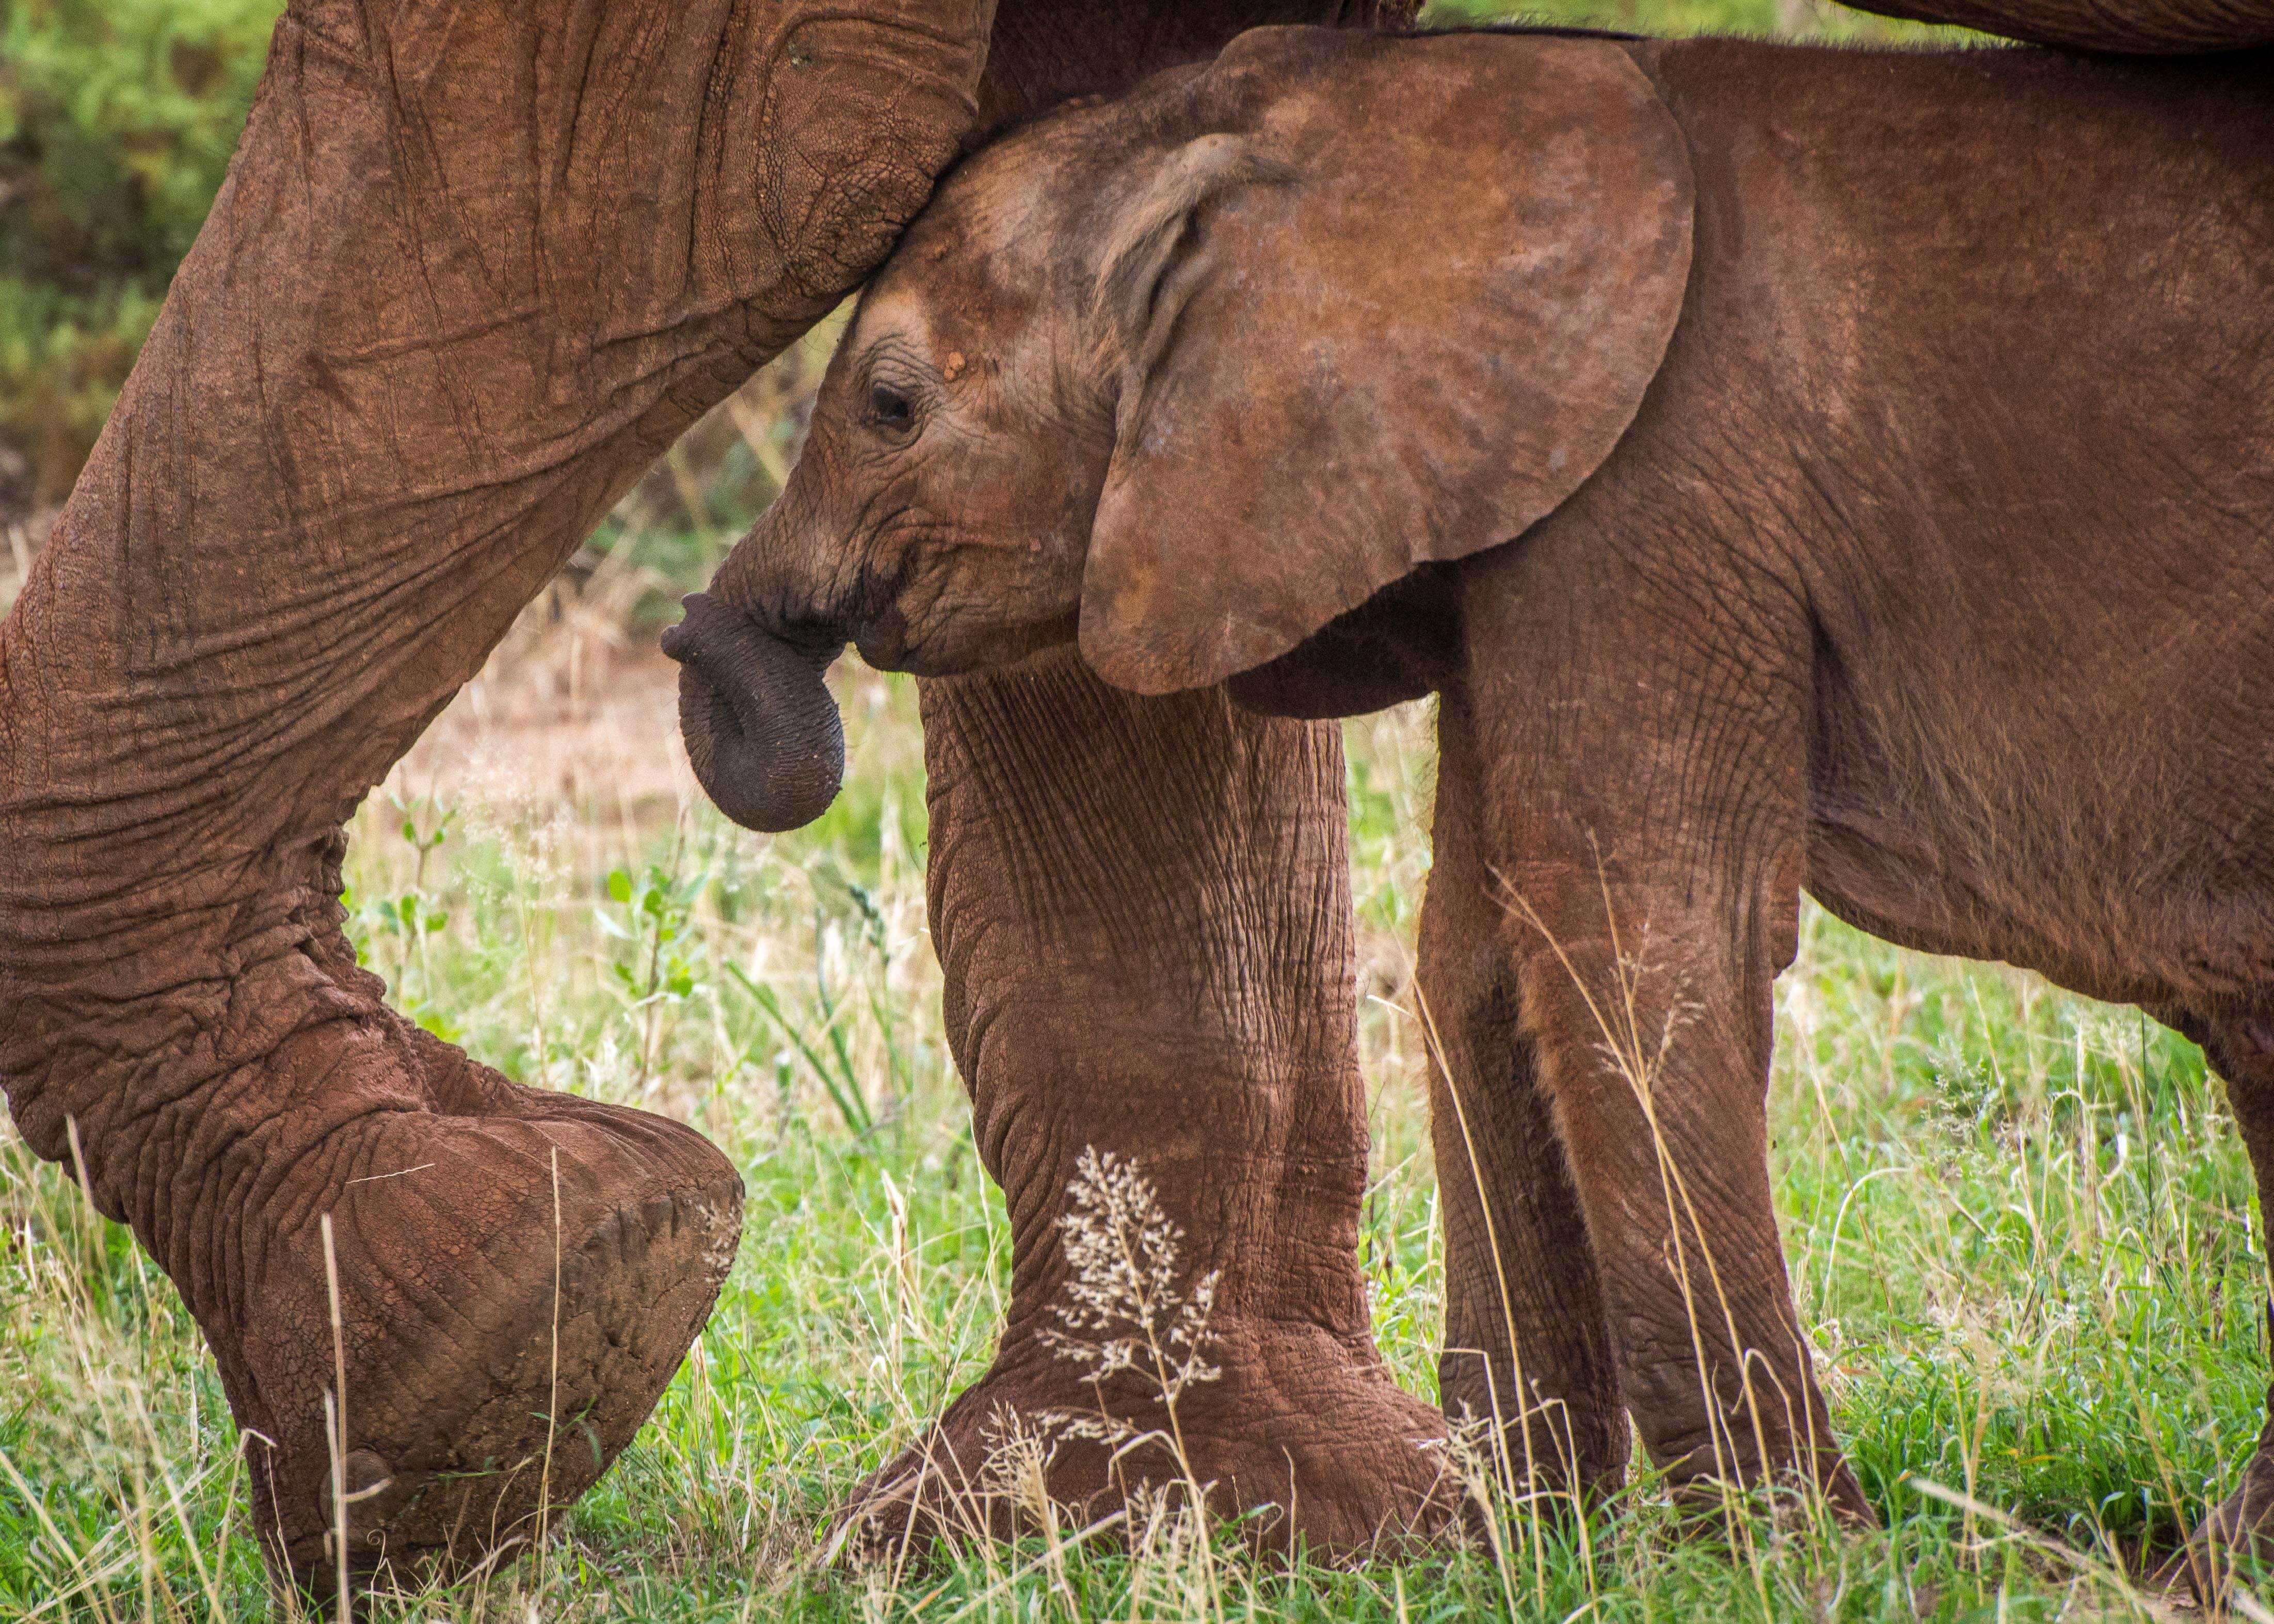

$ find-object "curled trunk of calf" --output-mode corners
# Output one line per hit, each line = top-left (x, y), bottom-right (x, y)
(663, 592), (846, 832)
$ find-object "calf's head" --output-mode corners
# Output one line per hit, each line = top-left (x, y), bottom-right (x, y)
(669, 27), (1692, 831)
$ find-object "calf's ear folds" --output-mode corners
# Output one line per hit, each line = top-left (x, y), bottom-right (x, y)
(1077, 34), (1695, 696)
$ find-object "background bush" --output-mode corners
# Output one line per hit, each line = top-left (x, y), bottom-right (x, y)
(0, 0), (286, 513)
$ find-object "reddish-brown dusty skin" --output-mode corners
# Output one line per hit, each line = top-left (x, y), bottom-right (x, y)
(13, 0), (2264, 1596)
(0, 0), (1446, 1591)
(832, 659), (1452, 1558)
(684, 15), (2273, 1579)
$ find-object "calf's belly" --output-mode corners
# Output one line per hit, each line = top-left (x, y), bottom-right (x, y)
(1804, 796), (2274, 1013)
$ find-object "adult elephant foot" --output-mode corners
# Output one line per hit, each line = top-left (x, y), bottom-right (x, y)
(233, 1037), (742, 1591)
(836, 1289), (1451, 1562)
(8, 910), (744, 1594)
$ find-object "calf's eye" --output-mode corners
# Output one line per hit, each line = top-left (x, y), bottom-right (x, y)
(869, 384), (915, 433)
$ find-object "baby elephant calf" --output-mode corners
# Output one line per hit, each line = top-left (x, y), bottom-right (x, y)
(668, 20), (2274, 1565)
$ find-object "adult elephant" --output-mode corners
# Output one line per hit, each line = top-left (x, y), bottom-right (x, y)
(0, 0), (1442, 1591)
(2, 0), (2268, 1601)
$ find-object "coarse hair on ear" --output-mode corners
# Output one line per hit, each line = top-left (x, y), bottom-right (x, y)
(1075, 29), (1696, 696)
(1093, 133), (1288, 373)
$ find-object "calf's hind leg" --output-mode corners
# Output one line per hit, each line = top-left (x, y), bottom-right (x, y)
(2159, 1006), (2274, 1591)
(1420, 703), (1629, 1498)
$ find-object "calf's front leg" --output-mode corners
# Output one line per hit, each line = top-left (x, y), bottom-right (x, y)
(1430, 540), (1869, 1522)
(1420, 725), (1628, 1499)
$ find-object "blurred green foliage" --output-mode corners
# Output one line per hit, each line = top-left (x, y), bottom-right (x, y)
(0, 0), (285, 507)
(1425, 0), (1788, 30)
(1422, 0), (1951, 42)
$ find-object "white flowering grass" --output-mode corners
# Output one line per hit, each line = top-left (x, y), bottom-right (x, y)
(1037, 1147), (1222, 1451)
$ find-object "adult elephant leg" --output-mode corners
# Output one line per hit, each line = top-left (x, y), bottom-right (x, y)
(0, 0), (995, 1589)
(1420, 704), (1628, 1501)
(836, 655), (1449, 1557)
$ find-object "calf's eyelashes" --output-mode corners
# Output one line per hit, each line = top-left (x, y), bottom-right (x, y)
(867, 381), (917, 435)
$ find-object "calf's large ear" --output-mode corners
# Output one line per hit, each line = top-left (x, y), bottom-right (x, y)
(1077, 32), (1694, 695)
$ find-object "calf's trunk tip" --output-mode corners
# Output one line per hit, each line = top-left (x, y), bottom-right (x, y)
(663, 592), (845, 833)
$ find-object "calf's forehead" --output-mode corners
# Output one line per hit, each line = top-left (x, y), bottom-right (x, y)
(858, 167), (1076, 346)
(912, 139), (1086, 272)
(848, 284), (939, 354)
(855, 75), (1212, 349)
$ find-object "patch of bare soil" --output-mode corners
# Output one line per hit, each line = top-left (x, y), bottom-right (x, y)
(392, 640), (692, 819)
(378, 549), (925, 844)
(0, 501), (55, 614)
(385, 569), (695, 824)
(379, 566), (921, 844)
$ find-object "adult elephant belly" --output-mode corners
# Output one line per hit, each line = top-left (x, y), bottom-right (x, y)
(0, 0), (1444, 1595)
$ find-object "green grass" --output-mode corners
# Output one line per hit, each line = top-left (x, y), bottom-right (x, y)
(3, 659), (2269, 1620)
(0, 0), (290, 507)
